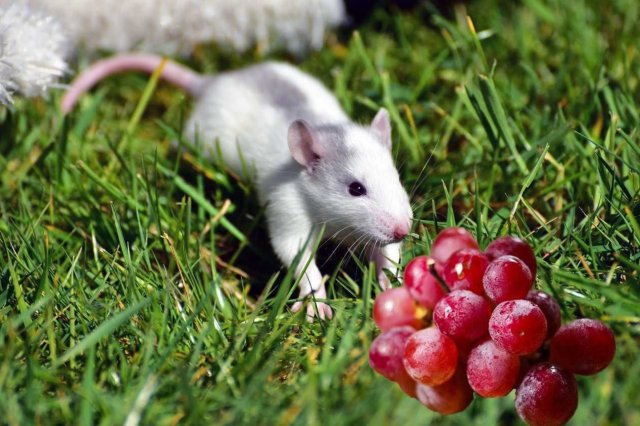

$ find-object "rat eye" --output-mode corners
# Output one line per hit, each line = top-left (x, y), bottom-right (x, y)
(348, 181), (367, 197)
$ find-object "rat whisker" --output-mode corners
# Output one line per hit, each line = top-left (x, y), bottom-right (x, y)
(359, 235), (376, 263)
(325, 225), (360, 246)
(331, 235), (362, 271)
(346, 234), (368, 260)
(319, 227), (358, 265)
(409, 197), (433, 215)
(409, 164), (429, 199)
(409, 136), (445, 199)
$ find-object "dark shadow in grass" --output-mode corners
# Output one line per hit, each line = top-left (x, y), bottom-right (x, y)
(229, 222), (367, 300)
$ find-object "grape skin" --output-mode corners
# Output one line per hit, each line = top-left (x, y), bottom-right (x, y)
(416, 367), (473, 415)
(485, 235), (537, 279)
(373, 287), (424, 331)
(526, 290), (562, 339)
(430, 227), (479, 265)
(433, 290), (492, 343)
(483, 255), (533, 303)
(404, 255), (446, 309)
(550, 319), (616, 375)
(489, 300), (547, 355)
(369, 326), (416, 381)
(395, 368), (418, 398)
(403, 327), (459, 386)
(443, 249), (489, 295)
(466, 339), (520, 397)
(515, 363), (578, 426)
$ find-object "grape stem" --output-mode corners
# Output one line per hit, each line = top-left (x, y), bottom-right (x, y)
(427, 260), (450, 294)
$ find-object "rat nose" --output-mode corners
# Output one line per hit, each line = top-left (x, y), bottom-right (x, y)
(393, 222), (409, 241)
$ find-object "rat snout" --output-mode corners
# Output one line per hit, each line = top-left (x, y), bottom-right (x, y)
(377, 211), (412, 244)
(393, 222), (410, 241)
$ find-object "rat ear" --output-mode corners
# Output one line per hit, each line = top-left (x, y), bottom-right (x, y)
(371, 108), (392, 150)
(288, 119), (324, 171)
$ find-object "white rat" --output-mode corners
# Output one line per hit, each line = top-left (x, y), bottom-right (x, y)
(62, 54), (413, 320)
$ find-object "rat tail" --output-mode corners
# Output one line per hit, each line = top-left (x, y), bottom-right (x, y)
(61, 53), (205, 114)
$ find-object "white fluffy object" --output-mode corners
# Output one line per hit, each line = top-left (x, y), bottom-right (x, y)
(5, 0), (346, 56)
(0, 3), (69, 106)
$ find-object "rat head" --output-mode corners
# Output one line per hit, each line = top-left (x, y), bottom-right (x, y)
(288, 108), (413, 246)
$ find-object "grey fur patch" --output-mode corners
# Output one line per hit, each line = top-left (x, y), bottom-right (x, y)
(235, 64), (308, 116)
(313, 124), (347, 154)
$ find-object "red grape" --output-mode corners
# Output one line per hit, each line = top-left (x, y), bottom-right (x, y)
(526, 290), (562, 339)
(433, 290), (492, 343)
(403, 327), (458, 386)
(396, 368), (417, 398)
(430, 227), (479, 265)
(369, 326), (416, 381)
(489, 300), (547, 355)
(373, 287), (424, 331)
(483, 255), (533, 303)
(485, 235), (537, 279)
(549, 319), (616, 375)
(466, 339), (520, 397)
(516, 363), (578, 426)
(404, 256), (446, 309)
(442, 249), (489, 295)
(404, 255), (429, 286)
(416, 368), (473, 415)
(368, 231), (617, 420)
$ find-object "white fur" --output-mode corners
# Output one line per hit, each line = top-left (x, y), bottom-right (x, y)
(183, 62), (413, 320)
(185, 63), (348, 194)
(4, 0), (345, 56)
(0, 3), (69, 106)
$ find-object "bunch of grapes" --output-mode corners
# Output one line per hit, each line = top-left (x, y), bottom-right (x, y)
(369, 228), (616, 425)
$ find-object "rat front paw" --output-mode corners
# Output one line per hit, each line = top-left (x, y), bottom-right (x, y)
(378, 270), (393, 290)
(291, 287), (333, 322)
(307, 301), (333, 322)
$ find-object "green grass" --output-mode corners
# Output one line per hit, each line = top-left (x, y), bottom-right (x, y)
(1, 0), (639, 424)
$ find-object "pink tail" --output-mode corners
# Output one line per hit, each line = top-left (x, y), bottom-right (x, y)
(61, 53), (203, 114)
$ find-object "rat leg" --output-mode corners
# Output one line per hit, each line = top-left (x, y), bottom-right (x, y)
(286, 246), (334, 321)
(268, 224), (333, 321)
(369, 242), (403, 290)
